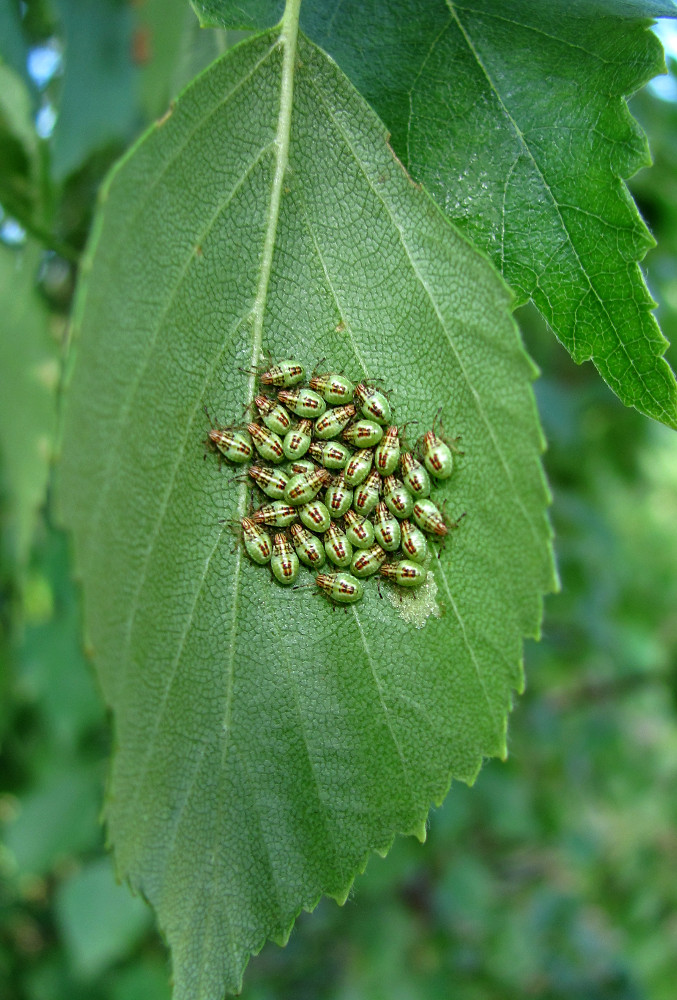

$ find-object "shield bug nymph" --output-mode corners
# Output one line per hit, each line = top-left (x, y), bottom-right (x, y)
(400, 519), (429, 563)
(271, 533), (300, 585)
(342, 419), (383, 448)
(248, 465), (290, 500)
(379, 560), (427, 588)
(204, 406), (252, 464)
(373, 501), (401, 552)
(277, 388), (327, 419)
(350, 543), (387, 578)
(240, 517), (273, 565)
(252, 502), (298, 527)
(254, 394), (293, 435)
(284, 467), (333, 506)
(412, 498), (448, 536)
(259, 360), (305, 387)
(283, 419), (313, 460)
(419, 412), (464, 480)
(400, 452), (431, 498)
(290, 523), (326, 568)
(309, 371), (355, 404)
(344, 509), (375, 549)
(308, 441), (352, 470)
(247, 422), (286, 464)
(324, 472), (353, 518)
(299, 500), (332, 534)
(374, 425), (400, 477)
(324, 522), (353, 568)
(353, 470), (381, 516)
(313, 403), (356, 440)
(315, 571), (364, 604)
(354, 382), (392, 424)
(343, 448), (373, 486)
(382, 475), (414, 519)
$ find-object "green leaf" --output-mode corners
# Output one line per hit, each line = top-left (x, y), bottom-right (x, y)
(136, 0), (224, 123)
(55, 858), (153, 979)
(0, 61), (38, 219)
(58, 17), (555, 999)
(135, 0), (192, 121)
(0, 0), (30, 86)
(51, 0), (139, 181)
(0, 240), (58, 568)
(18, 527), (104, 754)
(0, 62), (37, 158)
(198, 0), (677, 428)
(5, 765), (102, 877)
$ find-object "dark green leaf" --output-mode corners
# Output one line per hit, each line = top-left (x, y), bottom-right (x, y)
(0, 63), (38, 217)
(58, 22), (554, 998)
(192, 0), (677, 29)
(198, 0), (677, 428)
(0, 63), (36, 158)
(0, 0), (30, 85)
(192, 0), (283, 29)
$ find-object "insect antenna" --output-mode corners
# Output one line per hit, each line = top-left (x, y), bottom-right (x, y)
(310, 356), (327, 378)
(399, 419), (419, 450)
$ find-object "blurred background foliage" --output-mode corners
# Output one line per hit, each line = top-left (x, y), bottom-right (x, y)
(1, 3), (677, 999)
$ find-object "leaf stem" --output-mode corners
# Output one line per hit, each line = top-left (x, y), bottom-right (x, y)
(246, 0), (301, 401)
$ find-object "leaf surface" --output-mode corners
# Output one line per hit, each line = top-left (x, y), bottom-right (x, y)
(196, 0), (677, 428)
(58, 24), (554, 998)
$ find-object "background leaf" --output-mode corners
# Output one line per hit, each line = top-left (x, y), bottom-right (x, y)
(135, 0), (231, 124)
(0, 240), (58, 569)
(0, 0), (31, 87)
(50, 0), (139, 182)
(58, 26), (554, 998)
(195, 0), (677, 428)
(0, 62), (38, 222)
(55, 859), (153, 980)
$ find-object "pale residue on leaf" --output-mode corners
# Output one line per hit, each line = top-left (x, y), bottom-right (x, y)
(385, 570), (442, 628)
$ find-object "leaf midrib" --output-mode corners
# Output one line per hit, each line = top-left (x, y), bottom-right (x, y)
(118, 2), (304, 831)
(228, 0), (303, 843)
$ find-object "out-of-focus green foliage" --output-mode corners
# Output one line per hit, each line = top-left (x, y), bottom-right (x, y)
(0, 240), (58, 570)
(1, 6), (676, 1000)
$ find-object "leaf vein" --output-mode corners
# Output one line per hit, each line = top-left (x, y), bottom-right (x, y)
(353, 612), (417, 805)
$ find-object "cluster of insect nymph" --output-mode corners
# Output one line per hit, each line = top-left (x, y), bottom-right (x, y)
(205, 359), (463, 606)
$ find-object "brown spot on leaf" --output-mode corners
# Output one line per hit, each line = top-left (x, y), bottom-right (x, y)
(385, 133), (420, 189)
